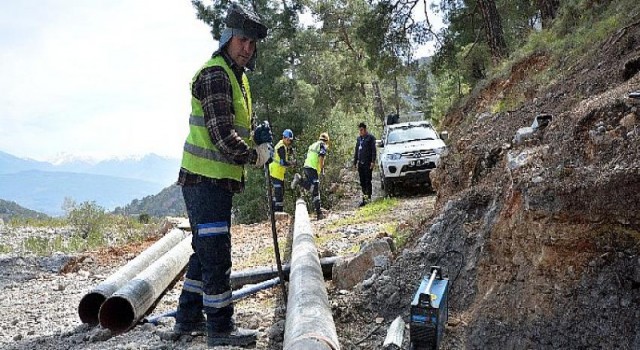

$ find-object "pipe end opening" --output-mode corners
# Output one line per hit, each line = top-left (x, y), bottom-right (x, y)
(78, 293), (106, 325)
(98, 296), (135, 334)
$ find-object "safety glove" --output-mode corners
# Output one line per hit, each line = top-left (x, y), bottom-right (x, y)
(253, 121), (273, 167)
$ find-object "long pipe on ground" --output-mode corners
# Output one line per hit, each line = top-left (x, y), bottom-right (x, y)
(78, 227), (187, 325)
(144, 277), (282, 325)
(98, 236), (192, 333)
(283, 199), (340, 350)
(230, 256), (340, 289)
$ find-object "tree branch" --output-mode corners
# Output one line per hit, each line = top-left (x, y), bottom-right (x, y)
(422, 0), (444, 47)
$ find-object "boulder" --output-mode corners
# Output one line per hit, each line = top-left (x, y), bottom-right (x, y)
(619, 113), (637, 129)
(332, 240), (392, 289)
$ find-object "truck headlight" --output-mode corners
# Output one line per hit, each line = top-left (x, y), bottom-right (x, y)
(385, 153), (401, 160)
(434, 147), (446, 155)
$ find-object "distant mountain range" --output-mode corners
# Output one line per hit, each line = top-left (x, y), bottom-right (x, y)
(0, 151), (180, 185)
(0, 150), (180, 216)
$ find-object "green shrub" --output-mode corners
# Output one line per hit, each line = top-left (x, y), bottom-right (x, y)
(232, 167), (270, 224)
(8, 216), (67, 228)
(138, 213), (151, 224)
(66, 201), (108, 238)
(12, 210), (162, 255)
(0, 243), (12, 254)
(23, 236), (50, 255)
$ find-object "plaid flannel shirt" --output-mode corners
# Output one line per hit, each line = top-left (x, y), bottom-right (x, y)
(177, 51), (258, 193)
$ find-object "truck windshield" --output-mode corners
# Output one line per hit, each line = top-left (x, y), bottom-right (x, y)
(386, 126), (438, 144)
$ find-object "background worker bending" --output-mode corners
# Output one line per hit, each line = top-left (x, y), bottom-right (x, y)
(292, 132), (329, 220)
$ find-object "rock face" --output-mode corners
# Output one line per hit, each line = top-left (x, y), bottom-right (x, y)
(332, 240), (392, 290)
(362, 22), (640, 350)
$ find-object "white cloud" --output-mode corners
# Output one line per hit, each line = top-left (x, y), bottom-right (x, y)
(0, 1), (445, 161)
(0, 0), (214, 161)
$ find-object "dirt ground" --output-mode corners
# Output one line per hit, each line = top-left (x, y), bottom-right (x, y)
(0, 169), (437, 350)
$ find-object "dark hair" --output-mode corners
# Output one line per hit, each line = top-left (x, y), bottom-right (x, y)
(358, 122), (367, 129)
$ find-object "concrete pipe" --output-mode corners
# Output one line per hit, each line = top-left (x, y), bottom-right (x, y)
(78, 228), (187, 325)
(98, 236), (192, 333)
(283, 199), (340, 350)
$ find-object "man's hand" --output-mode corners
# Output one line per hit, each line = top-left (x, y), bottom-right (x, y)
(255, 143), (273, 167)
(370, 162), (375, 170)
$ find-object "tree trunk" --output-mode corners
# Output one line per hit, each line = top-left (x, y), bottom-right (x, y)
(393, 75), (400, 115)
(361, 83), (370, 113)
(536, 0), (560, 29)
(372, 81), (385, 122)
(476, 0), (508, 63)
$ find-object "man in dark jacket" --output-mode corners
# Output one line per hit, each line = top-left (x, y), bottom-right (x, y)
(353, 122), (376, 206)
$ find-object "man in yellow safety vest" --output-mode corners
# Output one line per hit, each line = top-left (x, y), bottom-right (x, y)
(269, 129), (296, 212)
(292, 132), (329, 220)
(174, 3), (271, 347)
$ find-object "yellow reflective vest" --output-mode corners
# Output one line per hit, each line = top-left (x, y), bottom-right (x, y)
(304, 141), (324, 173)
(181, 56), (252, 181)
(269, 140), (288, 181)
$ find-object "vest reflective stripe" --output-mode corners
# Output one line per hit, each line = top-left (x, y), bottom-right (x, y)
(188, 114), (250, 138)
(304, 141), (322, 173)
(181, 56), (252, 181)
(269, 140), (288, 181)
(183, 142), (232, 163)
(188, 114), (205, 127)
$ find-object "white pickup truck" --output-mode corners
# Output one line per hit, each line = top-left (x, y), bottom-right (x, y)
(378, 121), (447, 193)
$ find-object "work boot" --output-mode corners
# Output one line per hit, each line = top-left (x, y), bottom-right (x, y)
(173, 321), (207, 336)
(207, 327), (258, 347)
(316, 211), (323, 220)
(291, 173), (301, 189)
(359, 195), (370, 207)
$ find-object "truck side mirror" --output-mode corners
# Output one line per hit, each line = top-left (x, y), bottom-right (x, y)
(440, 131), (449, 141)
(376, 139), (384, 147)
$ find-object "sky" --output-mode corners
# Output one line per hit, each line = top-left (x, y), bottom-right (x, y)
(0, 1), (443, 162)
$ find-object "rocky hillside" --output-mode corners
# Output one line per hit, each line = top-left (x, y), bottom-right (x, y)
(353, 16), (640, 350)
(113, 185), (186, 218)
(0, 199), (48, 221)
